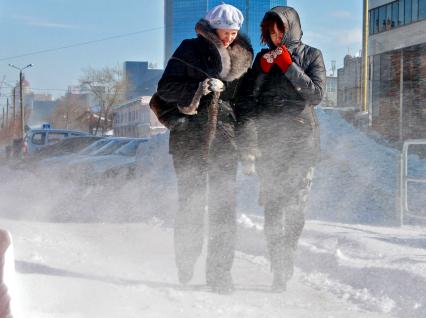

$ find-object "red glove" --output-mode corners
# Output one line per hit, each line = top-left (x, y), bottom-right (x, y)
(274, 45), (292, 73)
(260, 50), (275, 73)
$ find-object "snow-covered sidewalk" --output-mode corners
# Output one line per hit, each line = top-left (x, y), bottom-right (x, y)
(1, 218), (391, 318)
(237, 215), (426, 318)
(300, 221), (426, 316)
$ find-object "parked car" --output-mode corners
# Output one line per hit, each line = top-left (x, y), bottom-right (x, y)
(29, 136), (103, 162)
(23, 128), (90, 156)
(65, 138), (148, 184)
(35, 138), (114, 169)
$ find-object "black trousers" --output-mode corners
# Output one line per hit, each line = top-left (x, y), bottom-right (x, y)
(172, 131), (238, 281)
(256, 109), (318, 273)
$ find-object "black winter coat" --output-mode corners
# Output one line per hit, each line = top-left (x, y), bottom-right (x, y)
(151, 20), (253, 155)
(237, 6), (326, 120)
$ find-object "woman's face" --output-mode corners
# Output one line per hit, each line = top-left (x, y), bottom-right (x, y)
(269, 22), (284, 47)
(216, 28), (239, 48)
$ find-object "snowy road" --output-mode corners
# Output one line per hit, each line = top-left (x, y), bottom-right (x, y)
(2, 219), (390, 318)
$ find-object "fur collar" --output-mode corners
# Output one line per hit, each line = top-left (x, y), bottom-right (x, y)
(195, 19), (253, 81)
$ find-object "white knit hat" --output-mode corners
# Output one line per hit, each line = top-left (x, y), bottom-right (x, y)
(205, 4), (244, 30)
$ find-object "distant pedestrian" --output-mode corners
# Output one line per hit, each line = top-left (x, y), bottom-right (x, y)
(237, 6), (326, 292)
(150, 4), (253, 293)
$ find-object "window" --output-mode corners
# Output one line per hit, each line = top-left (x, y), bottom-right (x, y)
(392, 1), (399, 27)
(373, 8), (379, 34)
(412, 0), (419, 21)
(371, 9), (379, 34)
(420, 0), (426, 19)
(386, 4), (392, 30)
(379, 6), (387, 32)
(47, 133), (67, 144)
(405, 0), (412, 24)
(399, 0), (405, 25)
(369, 10), (373, 34)
(31, 132), (46, 145)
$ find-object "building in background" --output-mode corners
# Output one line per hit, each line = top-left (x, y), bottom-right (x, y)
(113, 96), (166, 138)
(337, 55), (362, 109)
(322, 76), (338, 107)
(124, 61), (163, 100)
(164, 0), (287, 64)
(8, 77), (59, 127)
(28, 94), (58, 126)
(368, 0), (426, 143)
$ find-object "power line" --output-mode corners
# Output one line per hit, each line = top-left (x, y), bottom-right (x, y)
(0, 26), (164, 61)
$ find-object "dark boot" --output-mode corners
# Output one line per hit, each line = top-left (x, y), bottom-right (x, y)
(177, 263), (194, 285)
(207, 271), (234, 294)
(271, 272), (287, 293)
(283, 246), (295, 282)
(270, 246), (295, 292)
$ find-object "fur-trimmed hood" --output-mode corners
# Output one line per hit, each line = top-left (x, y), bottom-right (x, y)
(195, 19), (253, 82)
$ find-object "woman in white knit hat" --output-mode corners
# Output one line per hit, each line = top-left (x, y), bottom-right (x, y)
(150, 3), (253, 294)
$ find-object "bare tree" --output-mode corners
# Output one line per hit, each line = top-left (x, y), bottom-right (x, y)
(50, 94), (89, 131)
(79, 66), (127, 135)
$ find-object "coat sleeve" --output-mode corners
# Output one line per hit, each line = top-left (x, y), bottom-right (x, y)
(284, 48), (326, 106)
(156, 39), (202, 108)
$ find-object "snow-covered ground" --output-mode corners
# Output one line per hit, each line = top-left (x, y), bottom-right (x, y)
(2, 219), (394, 318)
(1, 108), (426, 317)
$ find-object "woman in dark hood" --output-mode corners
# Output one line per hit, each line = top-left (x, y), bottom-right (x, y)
(237, 6), (326, 292)
(150, 4), (253, 294)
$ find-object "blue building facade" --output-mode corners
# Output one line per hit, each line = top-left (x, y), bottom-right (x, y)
(124, 61), (163, 99)
(164, 0), (287, 65)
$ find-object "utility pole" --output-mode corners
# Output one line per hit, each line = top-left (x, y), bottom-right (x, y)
(0, 77), (4, 129)
(6, 98), (9, 129)
(8, 64), (33, 140)
(361, 0), (369, 113)
(19, 70), (24, 137)
(12, 87), (16, 126)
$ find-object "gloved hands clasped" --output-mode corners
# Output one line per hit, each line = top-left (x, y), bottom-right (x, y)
(260, 45), (292, 73)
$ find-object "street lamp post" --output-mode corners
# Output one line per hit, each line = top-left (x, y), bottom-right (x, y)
(361, 0), (369, 114)
(8, 63), (33, 140)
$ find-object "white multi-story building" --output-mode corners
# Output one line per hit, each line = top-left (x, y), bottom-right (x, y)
(113, 96), (166, 138)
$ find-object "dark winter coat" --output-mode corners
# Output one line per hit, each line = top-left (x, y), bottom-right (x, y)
(237, 6), (326, 119)
(234, 5), (326, 209)
(150, 19), (253, 155)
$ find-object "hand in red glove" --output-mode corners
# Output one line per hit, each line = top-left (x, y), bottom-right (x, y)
(274, 45), (292, 73)
(260, 50), (275, 73)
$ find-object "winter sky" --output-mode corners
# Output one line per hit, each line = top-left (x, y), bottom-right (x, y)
(0, 0), (362, 99)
